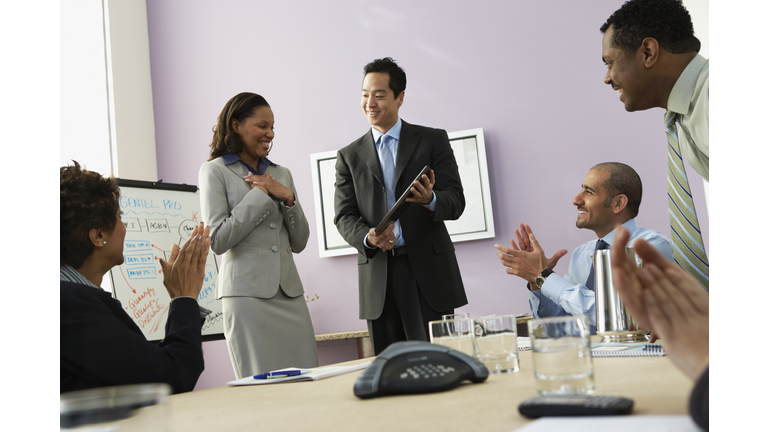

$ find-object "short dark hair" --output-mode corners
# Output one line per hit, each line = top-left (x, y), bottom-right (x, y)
(60, 161), (121, 269)
(363, 57), (407, 99)
(600, 0), (700, 55)
(209, 92), (270, 161)
(591, 162), (643, 218)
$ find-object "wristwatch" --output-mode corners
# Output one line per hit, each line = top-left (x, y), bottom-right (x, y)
(534, 269), (554, 289)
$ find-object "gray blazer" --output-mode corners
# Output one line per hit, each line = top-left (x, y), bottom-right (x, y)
(198, 157), (309, 299)
(334, 120), (468, 320)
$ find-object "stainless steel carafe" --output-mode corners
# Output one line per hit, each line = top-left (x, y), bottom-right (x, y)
(592, 248), (649, 342)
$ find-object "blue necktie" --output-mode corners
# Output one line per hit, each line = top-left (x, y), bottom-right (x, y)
(378, 135), (396, 211)
(665, 111), (709, 290)
(378, 135), (403, 247)
(585, 239), (610, 335)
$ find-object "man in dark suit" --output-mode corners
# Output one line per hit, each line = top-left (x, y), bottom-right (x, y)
(334, 57), (468, 354)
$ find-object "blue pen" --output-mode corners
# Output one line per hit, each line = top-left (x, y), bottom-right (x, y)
(253, 370), (302, 379)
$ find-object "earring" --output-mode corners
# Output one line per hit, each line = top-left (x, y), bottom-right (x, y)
(102, 241), (107, 245)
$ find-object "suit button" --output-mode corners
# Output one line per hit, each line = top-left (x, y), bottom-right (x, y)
(271, 246), (279, 253)
(270, 223), (276, 229)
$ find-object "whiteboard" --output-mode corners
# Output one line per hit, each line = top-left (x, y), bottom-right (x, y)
(109, 180), (223, 342)
(310, 127), (495, 257)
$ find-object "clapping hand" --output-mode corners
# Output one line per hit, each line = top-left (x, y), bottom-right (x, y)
(611, 226), (709, 380)
(495, 224), (567, 287)
(511, 223), (568, 270)
(159, 223), (211, 299)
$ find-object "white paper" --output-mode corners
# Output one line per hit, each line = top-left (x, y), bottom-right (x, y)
(517, 337), (531, 350)
(227, 362), (371, 386)
(511, 415), (702, 432)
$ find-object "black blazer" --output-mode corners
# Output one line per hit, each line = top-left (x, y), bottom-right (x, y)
(334, 120), (468, 320)
(60, 281), (204, 394)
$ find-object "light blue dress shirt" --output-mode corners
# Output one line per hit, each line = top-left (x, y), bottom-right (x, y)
(364, 117), (436, 249)
(529, 219), (674, 326)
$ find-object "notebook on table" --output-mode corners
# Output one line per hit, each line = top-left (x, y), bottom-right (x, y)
(590, 343), (666, 357)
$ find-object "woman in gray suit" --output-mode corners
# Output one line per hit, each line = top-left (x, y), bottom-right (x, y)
(198, 92), (318, 378)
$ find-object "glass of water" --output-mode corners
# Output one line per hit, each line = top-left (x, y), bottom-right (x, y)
(60, 383), (171, 430)
(528, 315), (595, 395)
(474, 315), (519, 373)
(429, 318), (478, 357)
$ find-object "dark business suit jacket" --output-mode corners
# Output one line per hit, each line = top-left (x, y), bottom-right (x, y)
(334, 120), (468, 320)
(60, 281), (204, 394)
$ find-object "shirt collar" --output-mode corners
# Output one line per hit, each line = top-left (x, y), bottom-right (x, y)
(222, 153), (276, 175)
(371, 117), (402, 145)
(60, 264), (98, 288)
(601, 218), (638, 245)
(667, 54), (708, 116)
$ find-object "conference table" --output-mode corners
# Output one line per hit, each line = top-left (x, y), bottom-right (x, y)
(162, 340), (694, 431)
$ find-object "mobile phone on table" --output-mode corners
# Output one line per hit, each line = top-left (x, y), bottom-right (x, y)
(518, 395), (634, 418)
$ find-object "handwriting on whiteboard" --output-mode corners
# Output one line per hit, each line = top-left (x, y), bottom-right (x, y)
(113, 185), (223, 341)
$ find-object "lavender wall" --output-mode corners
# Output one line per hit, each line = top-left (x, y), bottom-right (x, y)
(146, 0), (708, 389)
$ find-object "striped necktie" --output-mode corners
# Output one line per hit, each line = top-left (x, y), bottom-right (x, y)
(665, 111), (709, 290)
(585, 239), (610, 335)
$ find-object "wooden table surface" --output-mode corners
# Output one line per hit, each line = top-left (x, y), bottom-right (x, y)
(162, 346), (693, 432)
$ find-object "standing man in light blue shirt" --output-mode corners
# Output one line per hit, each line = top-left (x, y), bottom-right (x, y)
(495, 163), (673, 333)
(362, 118), (437, 249)
(334, 57), (467, 354)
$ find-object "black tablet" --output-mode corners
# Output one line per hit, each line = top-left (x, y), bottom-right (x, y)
(374, 165), (431, 235)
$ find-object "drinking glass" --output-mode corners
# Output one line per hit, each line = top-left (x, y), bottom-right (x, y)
(442, 313), (469, 320)
(429, 318), (478, 357)
(60, 383), (171, 431)
(474, 315), (519, 373)
(528, 315), (595, 395)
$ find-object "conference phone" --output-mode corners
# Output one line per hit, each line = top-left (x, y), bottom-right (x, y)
(353, 340), (489, 399)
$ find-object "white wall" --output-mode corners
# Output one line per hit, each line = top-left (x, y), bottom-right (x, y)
(61, 0), (112, 175)
(61, 0), (158, 181)
(103, 0), (158, 181)
(685, 0), (709, 57)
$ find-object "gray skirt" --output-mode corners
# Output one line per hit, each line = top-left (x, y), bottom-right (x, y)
(222, 288), (318, 379)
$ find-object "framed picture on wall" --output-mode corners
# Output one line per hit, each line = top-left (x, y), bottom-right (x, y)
(309, 150), (352, 257)
(310, 127), (495, 258)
